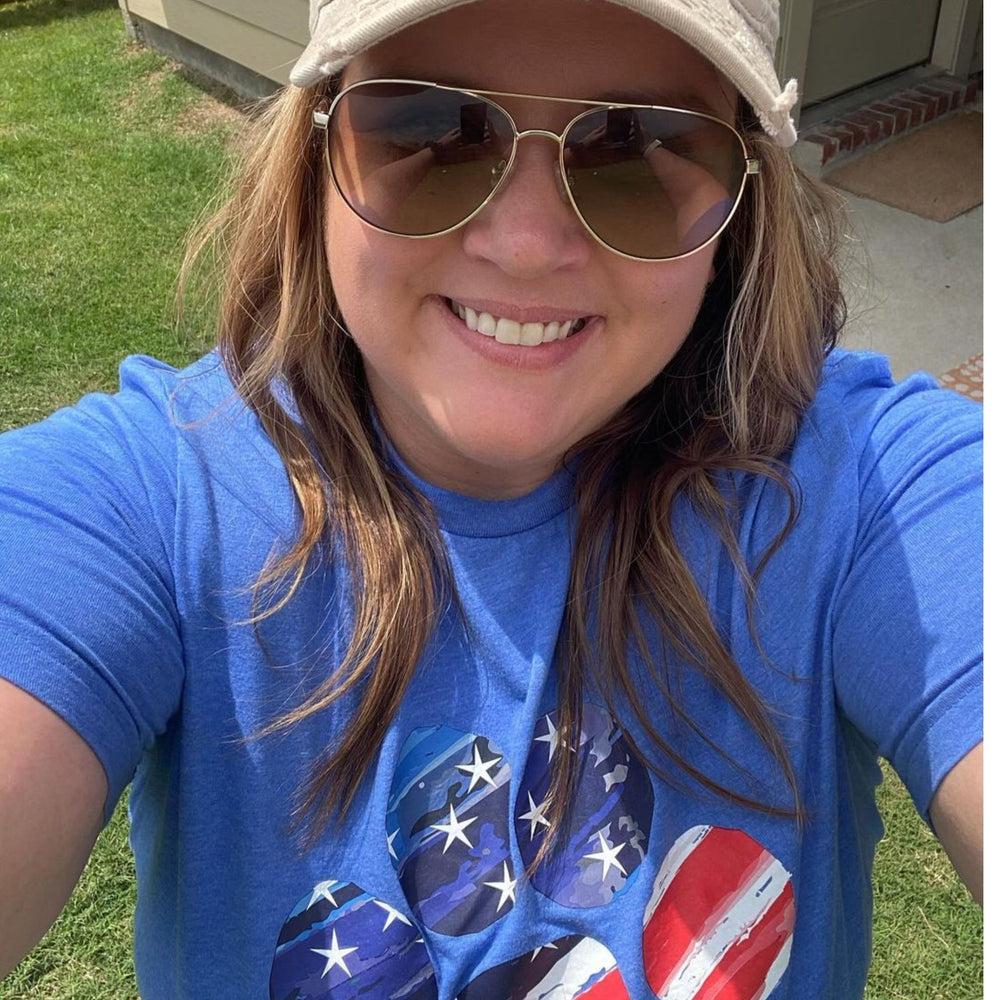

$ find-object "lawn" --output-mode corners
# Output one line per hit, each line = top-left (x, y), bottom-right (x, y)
(0, 0), (237, 432)
(0, 2), (983, 998)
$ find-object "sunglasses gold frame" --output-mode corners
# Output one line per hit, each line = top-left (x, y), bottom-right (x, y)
(312, 78), (761, 263)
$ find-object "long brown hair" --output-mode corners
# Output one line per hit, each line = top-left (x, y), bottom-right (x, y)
(180, 82), (846, 848)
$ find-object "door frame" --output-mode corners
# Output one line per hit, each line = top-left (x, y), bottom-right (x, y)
(776, 0), (982, 112)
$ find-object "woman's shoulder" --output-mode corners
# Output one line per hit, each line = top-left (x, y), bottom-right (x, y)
(2, 351), (237, 449)
(753, 348), (983, 615)
(1, 351), (291, 527)
(799, 347), (982, 474)
(813, 347), (979, 418)
(740, 347), (984, 565)
(115, 350), (245, 429)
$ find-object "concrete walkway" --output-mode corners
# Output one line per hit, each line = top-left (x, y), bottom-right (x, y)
(836, 192), (982, 380)
(811, 96), (983, 382)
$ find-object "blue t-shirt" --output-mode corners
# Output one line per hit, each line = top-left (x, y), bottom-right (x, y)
(0, 349), (982, 999)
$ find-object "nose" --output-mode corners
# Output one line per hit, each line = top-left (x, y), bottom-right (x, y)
(460, 135), (592, 279)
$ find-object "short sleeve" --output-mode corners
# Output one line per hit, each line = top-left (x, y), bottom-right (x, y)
(0, 357), (186, 822)
(829, 357), (982, 819)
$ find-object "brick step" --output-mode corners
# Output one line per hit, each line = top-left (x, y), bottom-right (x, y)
(795, 74), (981, 173)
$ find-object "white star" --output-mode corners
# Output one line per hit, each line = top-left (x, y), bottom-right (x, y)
(430, 803), (477, 853)
(456, 744), (502, 790)
(387, 828), (399, 861)
(518, 791), (552, 840)
(535, 715), (560, 762)
(308, 880), (338, 908)
(531, 942), (560, 961)
(373, 899), (412, 931)
(583, 830), (628, 881)
(312, 928), (358, 978)
(534, 715), (578, 762)
(483, 861), (517, 912)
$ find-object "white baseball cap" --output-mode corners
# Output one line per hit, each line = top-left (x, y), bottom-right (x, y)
(289, 0), (799, 146)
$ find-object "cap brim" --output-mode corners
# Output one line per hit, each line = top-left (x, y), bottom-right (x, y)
(290, 0), (479, 87)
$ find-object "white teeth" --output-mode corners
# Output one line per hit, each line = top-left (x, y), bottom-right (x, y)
(521, 322), (544, 346)
(451, 301), (588, 347)
(495, 317), (521, 345)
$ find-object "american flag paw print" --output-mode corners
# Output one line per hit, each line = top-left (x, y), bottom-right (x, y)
(268, 709), (795, 998)
(387, 726), (517, 935)
(268, 879), (437, 999)
(640, 826), (795, 999)
(457, 935), (625, 998)
(515, 704), (653, 907)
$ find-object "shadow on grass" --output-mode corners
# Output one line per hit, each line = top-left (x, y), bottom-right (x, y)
(175, 66), (261, 114)
(0, 0), (117, 33)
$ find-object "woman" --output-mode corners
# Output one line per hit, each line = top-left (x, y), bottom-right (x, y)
(0, 0), (982, 997)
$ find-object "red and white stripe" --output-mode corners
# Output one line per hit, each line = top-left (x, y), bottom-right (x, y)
(642, 826), (795, 1000)
(520, 937), (628, 1000)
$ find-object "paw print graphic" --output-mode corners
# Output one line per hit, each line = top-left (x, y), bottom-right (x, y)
(268, 707), (795, 999)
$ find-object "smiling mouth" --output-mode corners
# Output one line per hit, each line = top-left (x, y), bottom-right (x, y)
(449, 299), (590, 347)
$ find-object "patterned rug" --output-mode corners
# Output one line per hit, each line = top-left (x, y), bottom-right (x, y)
(939, 354), (983, 403)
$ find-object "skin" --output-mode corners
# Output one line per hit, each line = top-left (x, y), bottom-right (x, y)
(324, 0), (735, 499)
(928, 740), (983, 904)
(0, 678), (107, 977)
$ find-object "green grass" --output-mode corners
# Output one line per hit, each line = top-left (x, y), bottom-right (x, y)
(0, 2), (983, 998)
(0, 0), (240, 431)
(865, 766), (983, 1000)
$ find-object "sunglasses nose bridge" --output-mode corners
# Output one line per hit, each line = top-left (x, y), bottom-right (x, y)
(513, 128), (563, 144)
(507, 128), (572, 205)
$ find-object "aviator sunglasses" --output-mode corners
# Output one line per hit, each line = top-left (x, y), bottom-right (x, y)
(313, 79), (760, 262)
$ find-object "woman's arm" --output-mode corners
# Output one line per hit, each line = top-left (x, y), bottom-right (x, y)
(0, 678), (108, 978)
(928, 740), (983, 904)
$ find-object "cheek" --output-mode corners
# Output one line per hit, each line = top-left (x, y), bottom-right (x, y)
(323, 191), (434, 339)
(666, 249), (716, 301)
(324, 196), (376, 316)
(627, 252), (716, 338)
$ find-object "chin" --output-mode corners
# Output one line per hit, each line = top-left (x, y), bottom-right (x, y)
(426, 425), (572, 496)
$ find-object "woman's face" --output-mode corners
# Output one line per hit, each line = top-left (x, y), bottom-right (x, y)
(324, 0), (736, 497)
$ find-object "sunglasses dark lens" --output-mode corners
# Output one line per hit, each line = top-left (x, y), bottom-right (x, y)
(329, 82), (515, 236)
(564, 107), (746, 259)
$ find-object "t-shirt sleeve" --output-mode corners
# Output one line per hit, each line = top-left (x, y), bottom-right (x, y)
(828, 355), (983, 820)
(0, 357), (186, 822)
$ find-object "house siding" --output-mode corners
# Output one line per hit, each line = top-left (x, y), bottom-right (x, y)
(124, 0), (308, 86)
